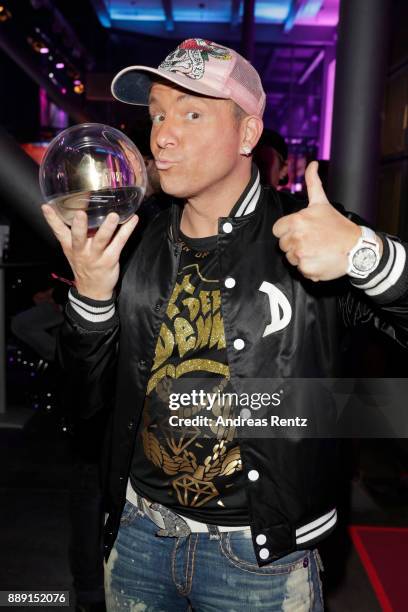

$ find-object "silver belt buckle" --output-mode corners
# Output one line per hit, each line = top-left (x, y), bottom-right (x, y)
(150, 502), (191, 538)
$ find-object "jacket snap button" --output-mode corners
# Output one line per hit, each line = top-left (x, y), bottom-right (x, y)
(256, 534), (267, 545)
(233, 338), (245, 350)
(128, 421), (134, 430)
(222, 222), (233, 233)
(248, 469), (259, 481)
(259, 548), (269, 560)
(154, 303), (161, 311)
(224, 277), (236, 288)
(139, 359), (146, 367)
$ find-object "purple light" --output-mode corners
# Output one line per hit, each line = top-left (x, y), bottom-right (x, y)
(61, 87), (67, 94)
(39, 47), (49, 54)
(74, 79), (81, 85)
(39, 87), (48, 126)
(320, 59), (336, 160)
(56, 62), (65, 69)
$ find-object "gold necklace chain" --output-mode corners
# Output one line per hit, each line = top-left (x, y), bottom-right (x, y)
(178, 238), (211, 259)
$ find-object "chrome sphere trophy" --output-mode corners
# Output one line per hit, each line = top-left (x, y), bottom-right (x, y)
(39, 123), (147, 229)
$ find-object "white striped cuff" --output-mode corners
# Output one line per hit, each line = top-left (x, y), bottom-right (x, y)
(68, 289), (116, 323)
(352, 237), (406, 298)
(295, 508), (337, 545)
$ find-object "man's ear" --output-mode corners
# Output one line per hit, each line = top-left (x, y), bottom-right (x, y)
(241, 116), (264, 151)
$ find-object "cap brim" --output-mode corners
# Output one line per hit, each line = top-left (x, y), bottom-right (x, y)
(111, 66), (230, 106)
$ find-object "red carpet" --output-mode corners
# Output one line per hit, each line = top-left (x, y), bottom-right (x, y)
(350, 526), (408, 612)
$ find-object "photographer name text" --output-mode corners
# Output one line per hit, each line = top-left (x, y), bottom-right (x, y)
(168, 415), (308, 428)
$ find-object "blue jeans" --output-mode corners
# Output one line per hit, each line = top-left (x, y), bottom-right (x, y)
(104, 500), (325, 611)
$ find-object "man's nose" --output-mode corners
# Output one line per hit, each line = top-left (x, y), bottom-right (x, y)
(154, 119), (179, 149)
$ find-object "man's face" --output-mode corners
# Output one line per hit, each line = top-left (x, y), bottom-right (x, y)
(149, 81), (243, 199)
(142, 155), (161, 197)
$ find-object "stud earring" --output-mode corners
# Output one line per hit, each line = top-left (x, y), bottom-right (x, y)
(241, 145), (252, 156)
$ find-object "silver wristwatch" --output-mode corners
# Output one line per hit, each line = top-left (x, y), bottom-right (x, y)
(347, 226), (381, 279)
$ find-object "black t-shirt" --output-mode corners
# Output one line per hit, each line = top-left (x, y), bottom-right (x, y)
(129, 229), (249, 525)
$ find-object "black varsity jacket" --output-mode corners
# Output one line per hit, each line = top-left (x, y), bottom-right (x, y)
(59, 169), (408, 566)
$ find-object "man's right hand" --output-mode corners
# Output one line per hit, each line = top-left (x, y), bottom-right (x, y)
(41, 206), (139, 301)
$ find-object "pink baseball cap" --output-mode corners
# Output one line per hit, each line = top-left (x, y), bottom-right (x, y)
(111, 38), (266, 118)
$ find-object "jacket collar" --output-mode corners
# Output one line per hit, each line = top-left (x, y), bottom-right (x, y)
(169, 163), (262, 242)
(228, 163), (261, 218)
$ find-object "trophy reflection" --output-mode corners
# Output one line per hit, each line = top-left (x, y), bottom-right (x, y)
(39, 123), (147, 229)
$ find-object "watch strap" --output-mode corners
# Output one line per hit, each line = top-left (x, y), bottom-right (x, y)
(360, 225), (378, 247)
(347, 225), (380, 278)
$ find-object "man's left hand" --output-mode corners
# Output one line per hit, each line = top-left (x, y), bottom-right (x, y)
(272, 161), (364, 282)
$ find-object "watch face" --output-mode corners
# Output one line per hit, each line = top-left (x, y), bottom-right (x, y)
(352, 247), (377, 272)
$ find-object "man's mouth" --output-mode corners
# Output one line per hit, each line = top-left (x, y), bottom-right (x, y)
(155, 159), (178, 170)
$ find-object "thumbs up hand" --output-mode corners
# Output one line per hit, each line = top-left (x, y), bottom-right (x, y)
(272, 161), (362, 282)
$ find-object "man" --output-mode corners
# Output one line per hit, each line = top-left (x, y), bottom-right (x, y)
(254, 128), (289, 188)
(120, 124), (170, 265)
(42, 38), (408, 610)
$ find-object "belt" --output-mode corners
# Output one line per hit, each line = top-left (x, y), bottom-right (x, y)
(127, 484), (251, 538)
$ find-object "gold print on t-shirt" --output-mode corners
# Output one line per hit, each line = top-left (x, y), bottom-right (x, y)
(142, 418), (242, 507)
(147, 359), (229, 397)
(141, 263), (242, 508)
(151, 270), (226, 377)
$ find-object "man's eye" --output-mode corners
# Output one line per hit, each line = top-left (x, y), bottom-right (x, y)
(186, 112), (200, 120)
(151, 114), (165, 124)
